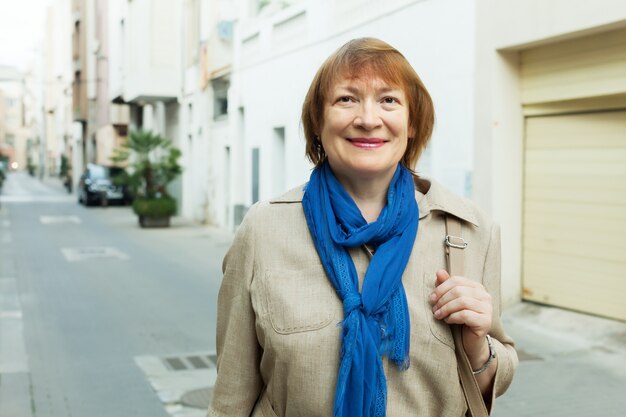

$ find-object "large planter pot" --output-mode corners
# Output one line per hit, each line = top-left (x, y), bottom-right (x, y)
(133, 197), (176, 228)
(138, 215), (170, 228)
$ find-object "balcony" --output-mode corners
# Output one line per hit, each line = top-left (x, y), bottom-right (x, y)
(121, 0), (181, 103)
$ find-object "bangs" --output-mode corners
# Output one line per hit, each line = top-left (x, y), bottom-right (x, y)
(319, 50), (408, 101)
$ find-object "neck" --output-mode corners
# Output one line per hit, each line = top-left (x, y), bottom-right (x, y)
(332, 169), (395, 223)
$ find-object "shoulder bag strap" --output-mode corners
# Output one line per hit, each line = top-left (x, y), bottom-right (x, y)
(445, 215), (489, 417)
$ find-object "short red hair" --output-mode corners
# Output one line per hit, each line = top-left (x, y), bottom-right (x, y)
(302, 38), (435, 170)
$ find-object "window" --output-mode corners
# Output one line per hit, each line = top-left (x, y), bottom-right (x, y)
(212, 77), (229, 120)
(251, 147), (260, 203)
(272, 127), (285, 194)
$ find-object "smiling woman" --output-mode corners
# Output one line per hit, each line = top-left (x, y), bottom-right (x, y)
(209, 38), (517, 417)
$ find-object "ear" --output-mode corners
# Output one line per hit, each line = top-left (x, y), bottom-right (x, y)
(408, 125), (416, 139)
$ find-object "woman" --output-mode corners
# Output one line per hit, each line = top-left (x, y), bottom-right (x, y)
(208, 38), (517, 417)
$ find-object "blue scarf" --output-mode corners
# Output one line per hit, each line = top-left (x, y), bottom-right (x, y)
(302, 162), (419, 417)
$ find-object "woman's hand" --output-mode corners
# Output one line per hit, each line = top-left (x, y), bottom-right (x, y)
(429, 269), (493, 366)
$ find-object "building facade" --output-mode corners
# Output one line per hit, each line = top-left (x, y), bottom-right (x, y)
(0, 66), (31, 172)
(43, 0), (74, 179)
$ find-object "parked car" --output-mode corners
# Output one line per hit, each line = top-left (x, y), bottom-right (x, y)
(78, 164), (131, 206)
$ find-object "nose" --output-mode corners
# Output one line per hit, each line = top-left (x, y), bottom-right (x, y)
(353, 101), (382, 130)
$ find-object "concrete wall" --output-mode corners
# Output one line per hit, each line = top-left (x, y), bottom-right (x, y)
(43, 0), (73, 176)
(474, 0), (626, 306)
(176, 0), (236, 225)
(124, 0), (181, 102)
(0, 76), (27, 170)
(107, 0), (126, 101)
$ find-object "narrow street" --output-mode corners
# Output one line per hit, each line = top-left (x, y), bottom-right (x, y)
(0, 172), (230, 417)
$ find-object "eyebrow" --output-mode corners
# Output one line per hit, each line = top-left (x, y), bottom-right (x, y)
(334, 85), (402, 95)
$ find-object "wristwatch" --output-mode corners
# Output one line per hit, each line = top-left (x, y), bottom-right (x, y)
(472, 334), (497, 375)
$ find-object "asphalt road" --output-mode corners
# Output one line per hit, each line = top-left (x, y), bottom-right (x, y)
(0, 172), (229, 417)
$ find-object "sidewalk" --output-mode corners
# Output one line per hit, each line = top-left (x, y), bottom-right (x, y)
(494, 302), (626, 416)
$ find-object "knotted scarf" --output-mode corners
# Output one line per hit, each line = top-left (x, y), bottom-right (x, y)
(302, 162), (419, 417)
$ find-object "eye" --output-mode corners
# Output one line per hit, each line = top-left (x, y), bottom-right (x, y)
(382, 96), (399, 104)
(337, 96), (355, 103)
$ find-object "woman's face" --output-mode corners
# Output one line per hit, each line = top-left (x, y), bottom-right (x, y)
(320, 75), (413, 184)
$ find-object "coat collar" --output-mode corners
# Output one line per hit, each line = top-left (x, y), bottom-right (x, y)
(413, 177), (479, 227)
(269, 176), (479, 227)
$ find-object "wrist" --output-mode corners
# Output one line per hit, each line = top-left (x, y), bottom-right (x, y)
(470, 335), (496, 375)
(462, 329), (488, 366)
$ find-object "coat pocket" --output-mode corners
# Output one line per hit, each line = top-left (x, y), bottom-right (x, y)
(263, 268), (337, 334)
(421, 272), (455, 349)
(251, 392), (279, 417)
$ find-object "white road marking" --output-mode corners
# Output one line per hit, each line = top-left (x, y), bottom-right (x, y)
(40, 216), (82, 225)
(0, 310), (22, 319)
(0, 277), (29, 373)
(61, 247), (130, 262)
(0, 195), (75, 203)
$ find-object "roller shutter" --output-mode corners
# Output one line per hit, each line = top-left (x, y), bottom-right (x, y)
(522, 110), (626, 320)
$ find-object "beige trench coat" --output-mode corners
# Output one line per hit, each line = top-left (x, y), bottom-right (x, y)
(208, 178), (517, 417)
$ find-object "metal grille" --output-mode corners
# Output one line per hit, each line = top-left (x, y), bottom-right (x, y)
(163, 354), (216, 371)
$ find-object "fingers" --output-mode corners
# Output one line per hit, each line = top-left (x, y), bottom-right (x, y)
(432, 292), (491, 320)
(429, 274), (483, 303)
(435, 269), (450, 286)
(429, 271), (493, 337)
(439, 309), (483, 326)
(432, 285), (492, 313)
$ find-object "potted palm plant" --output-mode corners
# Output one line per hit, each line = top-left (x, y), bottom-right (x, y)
(111, 130), (182, 228)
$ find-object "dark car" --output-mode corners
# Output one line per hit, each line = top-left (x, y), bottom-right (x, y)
(78, 164), (131, 206)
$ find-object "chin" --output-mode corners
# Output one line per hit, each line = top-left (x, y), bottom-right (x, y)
(346, 163), (397, 179)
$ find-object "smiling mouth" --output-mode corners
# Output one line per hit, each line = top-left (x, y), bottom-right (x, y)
(347, 137), (386, 149)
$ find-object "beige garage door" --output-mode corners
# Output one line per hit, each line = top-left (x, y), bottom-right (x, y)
(523, 110), (626, 321)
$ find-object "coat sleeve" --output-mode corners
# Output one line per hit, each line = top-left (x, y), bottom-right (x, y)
(482, 223), (518, 412)
(208, 204), (263, 417)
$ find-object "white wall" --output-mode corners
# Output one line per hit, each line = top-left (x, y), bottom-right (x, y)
(177, 0), (236, 226)
(86, 0), (97, 100)
(179, 90), (212, 223)
(124, 0), (181, 102)
(107, 0), (126, 100)
(46, 0), (73, 173)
